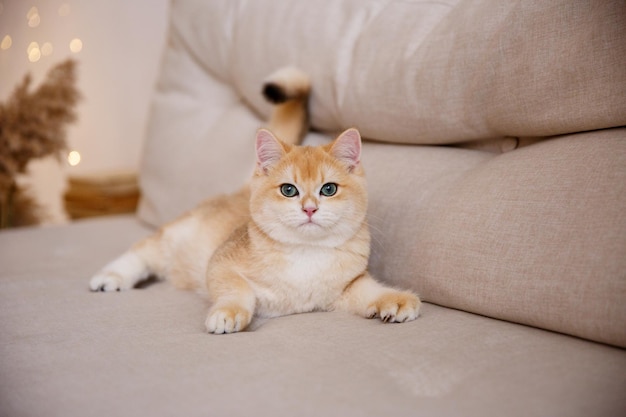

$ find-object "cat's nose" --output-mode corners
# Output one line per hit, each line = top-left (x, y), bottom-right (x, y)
(302, 206), (318, 218)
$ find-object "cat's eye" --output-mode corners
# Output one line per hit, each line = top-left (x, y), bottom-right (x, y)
(320, 183), (338, 197)
(280, 183), (299, 197)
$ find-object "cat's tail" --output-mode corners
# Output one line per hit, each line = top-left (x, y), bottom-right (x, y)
(262, 67), (311, 146)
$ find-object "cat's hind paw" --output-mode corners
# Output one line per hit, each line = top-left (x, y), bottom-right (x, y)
(366, 291), (421, 323)
(205, 306), (252, 334)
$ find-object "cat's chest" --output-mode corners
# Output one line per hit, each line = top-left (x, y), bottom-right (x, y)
(249, 245), (363, 316)
(286, 244), (330, 270)
(270, 246), (346, 288)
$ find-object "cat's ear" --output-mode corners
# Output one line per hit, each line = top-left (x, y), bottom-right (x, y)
(256, 128), (286, 174)
(330, 128), (361, 171)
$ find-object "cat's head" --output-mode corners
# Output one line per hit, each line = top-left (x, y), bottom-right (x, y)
(250, 128), (368, 247)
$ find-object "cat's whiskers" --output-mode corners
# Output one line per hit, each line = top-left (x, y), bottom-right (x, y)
(363, 220), (387, 253)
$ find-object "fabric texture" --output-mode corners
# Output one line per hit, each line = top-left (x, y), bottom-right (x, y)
(1, 217), (625, 417)
(363, 129), (626, 347)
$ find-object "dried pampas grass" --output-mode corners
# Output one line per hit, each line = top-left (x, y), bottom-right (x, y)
(0, 59), (80, 228)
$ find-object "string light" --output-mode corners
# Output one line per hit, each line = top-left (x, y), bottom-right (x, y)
(1, 35), (11, 50)
(28, 48), (40, 62)
(27, 41), (38, 53)
(0, 4), (82, 62)
(27, 6), (40, 27)
(69, 38), (82, 53)
(26, 6), (38, 19)
(27, 41), (41, 62)
(4, 3), (84, 168)
(67, 151), (81, 167)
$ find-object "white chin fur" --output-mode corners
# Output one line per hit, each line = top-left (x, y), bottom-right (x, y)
(273, 217), (359, 247)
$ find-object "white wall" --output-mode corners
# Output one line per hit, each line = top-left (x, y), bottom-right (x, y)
(0, 0), (169, 223)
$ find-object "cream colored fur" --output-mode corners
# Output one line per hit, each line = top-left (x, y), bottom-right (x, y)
(90, 67), (421, 334)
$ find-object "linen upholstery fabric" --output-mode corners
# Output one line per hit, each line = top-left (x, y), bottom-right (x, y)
(1, 217), (625, 417)
(141, 0), (626, 149)
(139, 0), (626, 347)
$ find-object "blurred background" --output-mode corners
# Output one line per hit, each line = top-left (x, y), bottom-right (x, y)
(0, 0), (168, 224)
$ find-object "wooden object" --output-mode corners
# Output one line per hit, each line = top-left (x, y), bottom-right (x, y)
(64, 170), (140, 219)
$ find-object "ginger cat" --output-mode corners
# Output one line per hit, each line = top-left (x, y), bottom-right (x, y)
(90, 67), (421, 334)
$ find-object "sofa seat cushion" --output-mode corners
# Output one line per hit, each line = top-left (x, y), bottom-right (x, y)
(1, 216), (625, 416)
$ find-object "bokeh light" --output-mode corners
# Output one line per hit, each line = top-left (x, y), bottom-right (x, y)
(0, 35), (11, 50)
(27, 41), (41, 62)
(67, 151), (82, 166)
(69, 38), (82, 53)
(27, 6), (40, 27)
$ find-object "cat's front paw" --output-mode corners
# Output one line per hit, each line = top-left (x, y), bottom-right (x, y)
(90, 272), (124, 292)
(205, 305), (252, 334)
(366, 291), (421, 323)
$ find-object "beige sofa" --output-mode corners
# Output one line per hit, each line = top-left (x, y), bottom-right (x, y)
(2, 1), (625, 416)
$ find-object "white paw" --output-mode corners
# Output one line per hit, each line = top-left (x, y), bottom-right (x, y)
(89, 272), (125, 292)
(89, 252), (149, 292)
(205, 307), (251, 334)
